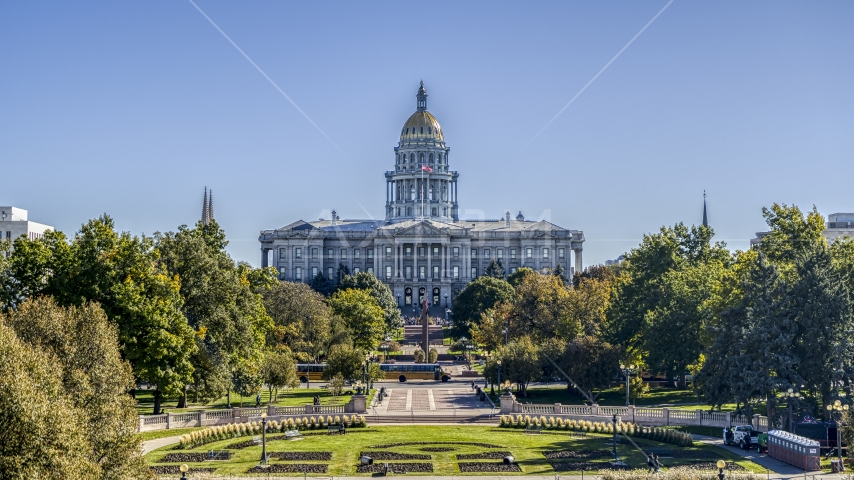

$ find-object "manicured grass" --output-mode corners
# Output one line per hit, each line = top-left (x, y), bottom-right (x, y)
(146, 425), (763, 476)
(135, 388), (373, 416)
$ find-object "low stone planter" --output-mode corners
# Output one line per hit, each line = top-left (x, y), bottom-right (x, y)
(268, 452), (332, 461)
(369, 441), (503, 448)
(247, 464), (329, 473)
(544, 449), (609, 459)
(549, 461), (629, 471)
(668, 462), (746, 471)
(158, 452), (232, 462)
(458, 462), (521, 472)
(420, 447), (455, 452)
(150, 466), (216, 474)
(360, 452), (431, 460)
(457, 451), (511, 460)
(356, 463), (433, 473)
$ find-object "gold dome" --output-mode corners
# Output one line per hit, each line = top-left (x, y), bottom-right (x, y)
(399, 110), (444, 146)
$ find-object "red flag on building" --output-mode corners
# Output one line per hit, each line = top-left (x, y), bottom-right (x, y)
(421, 165), (433, 173)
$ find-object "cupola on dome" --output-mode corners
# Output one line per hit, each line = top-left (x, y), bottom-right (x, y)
(399, 81), (445, 147)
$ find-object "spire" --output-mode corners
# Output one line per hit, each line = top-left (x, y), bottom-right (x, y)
(416, 80), (427, 111)
(208, 189), (214, 223)
(702, 190), (708, 228)
(202, 187), (210, 226)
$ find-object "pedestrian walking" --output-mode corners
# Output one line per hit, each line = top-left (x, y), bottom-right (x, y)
(647, 453), (655, 473)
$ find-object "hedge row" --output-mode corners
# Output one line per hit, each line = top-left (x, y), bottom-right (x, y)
(498, 415), (693, 447)
(178, 415), (367, 449)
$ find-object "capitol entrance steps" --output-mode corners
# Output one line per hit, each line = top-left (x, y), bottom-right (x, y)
(403, 325), (444, 346)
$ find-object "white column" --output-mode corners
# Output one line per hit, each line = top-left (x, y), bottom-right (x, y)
(427, 243), (432, 280)
(574, 248), (583, 275)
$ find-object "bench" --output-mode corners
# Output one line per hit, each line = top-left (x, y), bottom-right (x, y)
(327, 425), (346, 435)
(206, 450), (230, 460)
(284, 430), (302, 439)
(252, 435), (261, 445)
(525, 424), (544, 435)
(569, 431), (587, 438)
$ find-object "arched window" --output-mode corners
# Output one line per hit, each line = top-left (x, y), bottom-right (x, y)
(407, 207), (412, 216)
(397, 208), (401, 216)
(431, 207), (437, 216)
(420, 126), (424, 134)
(419, 152), (424, 163)
(404, 287), (412, 306)
(429, 153), (434, 163)
(433, 287), (440, 305)
(410, 184), (415, 200)
(429, 185), (433, 200)
(410, 153), (415, 163)
(442, 183), (447, 201)
(443, 207), (447, 216)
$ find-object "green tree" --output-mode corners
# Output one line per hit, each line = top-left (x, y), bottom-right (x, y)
(451, 276), (517, 338)
(310, 271), (331, 295)
(231, 358), (263, 406)
(560, 336), (622, 402)
(324, 344), (364, 382)
(337, 271), (402, 331)
(262, 281), (333, 362)
(0, 320), (96, 479)
(156, 220), (273, 407)
(507, 267), (536, 287)
(2, 298), (151, 479)
(552, 262), (569, 286)
(367, 362), (385, 385)
(496, 337), (540, 397)
(262, 349), (299, 403)
(567, 275), (612, 337)
(336, 263), (350, 283)
(328, 289), (385, 350)
(484, 259), (505, 279)
(758, 203), (826, 270)
(511, 273), (579, 342)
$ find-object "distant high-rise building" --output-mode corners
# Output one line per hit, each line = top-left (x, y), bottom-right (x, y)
(824, 213), (854, 244)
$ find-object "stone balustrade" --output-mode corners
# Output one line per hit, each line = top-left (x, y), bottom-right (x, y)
(499, 393), (768, 432)
(137, 395), (367, 432)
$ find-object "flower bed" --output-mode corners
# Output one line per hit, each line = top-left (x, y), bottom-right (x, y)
(458, 462), (521, 472)
(457, 451), (512, 460)
(268, 451), (333, 461)
(668, 462), (746, 472)
(499, 415), (693, 448)
(369, 441), (503, 448)
(177, 415), (367, 449)
(247, 464), (329, 473)
(550, 462), (629, 471)
(544, 449), (609, 459)
(149, 466), (216, 474)
(360, 452), (431, 460)
(420, 447), (455, 452)
(356, 463), (433, 473)
(158, 452), (232, 462)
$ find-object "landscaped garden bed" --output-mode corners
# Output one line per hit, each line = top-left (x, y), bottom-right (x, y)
(356, 462), (433, 473)
(158, 452), (232, 462)
(247, 463), (329, 473)
(268, 451), (333, 461)
(668, 462), (746, 471)
(457, 451), (511, 459)
(150, 466), (216, 474)
(549, 461), (629, 471)
(544, 449), (609, 459)
(458, 461), (521, 472)
(360, 451), (431, 460)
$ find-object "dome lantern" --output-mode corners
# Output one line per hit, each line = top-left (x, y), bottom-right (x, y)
(416, 80), (427, 111)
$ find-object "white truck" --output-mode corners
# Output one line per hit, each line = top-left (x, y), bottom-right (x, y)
(724, 425), (759, 450)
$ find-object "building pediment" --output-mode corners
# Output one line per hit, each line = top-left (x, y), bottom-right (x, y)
(395, 221), (448, 237)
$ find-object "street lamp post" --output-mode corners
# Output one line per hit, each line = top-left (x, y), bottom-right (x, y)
(786, 388), (800, 432)
(611, 414), (619, 462)
(460, 336), (467, 363)
(620, 364), (635, 407)
(260, 412), (269, 464)
(444, 293), (448, 308)
(826, 400), (849, 464)
(397, 294), (401, 307)
(496, 360), (502, 396)
(179, 464), (189, 479)
(716, 459), (726, 480)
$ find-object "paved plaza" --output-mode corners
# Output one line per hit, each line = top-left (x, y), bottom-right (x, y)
(372, 387), (495, 415)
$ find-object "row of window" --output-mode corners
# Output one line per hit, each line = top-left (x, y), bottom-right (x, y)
(397, 151), (445, 164)
(280, 266), (375, 281)
(279, 264), (526, 283)
(278, 246), (570, 262)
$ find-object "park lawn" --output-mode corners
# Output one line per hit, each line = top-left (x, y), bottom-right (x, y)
(135, 388), (374, 416)
(145, 425), (763, 476)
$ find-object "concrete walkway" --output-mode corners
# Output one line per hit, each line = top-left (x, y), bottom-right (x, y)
(142, 435), (183, 455)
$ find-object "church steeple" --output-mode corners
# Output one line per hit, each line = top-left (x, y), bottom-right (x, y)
(702, 190), (708, 228)
(202, 187), (214, 226)
(416, 81), (427, 112)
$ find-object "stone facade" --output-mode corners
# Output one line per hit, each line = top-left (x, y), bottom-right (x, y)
(258, 83), (584, 311)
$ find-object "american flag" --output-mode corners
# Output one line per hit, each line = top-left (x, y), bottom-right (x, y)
(421, 165), (433, 173)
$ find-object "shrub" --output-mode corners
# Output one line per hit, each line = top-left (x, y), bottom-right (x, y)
(334, 415), (341, 425)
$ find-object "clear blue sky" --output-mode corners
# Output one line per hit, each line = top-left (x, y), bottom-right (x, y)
(2, 1), (852, 267)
